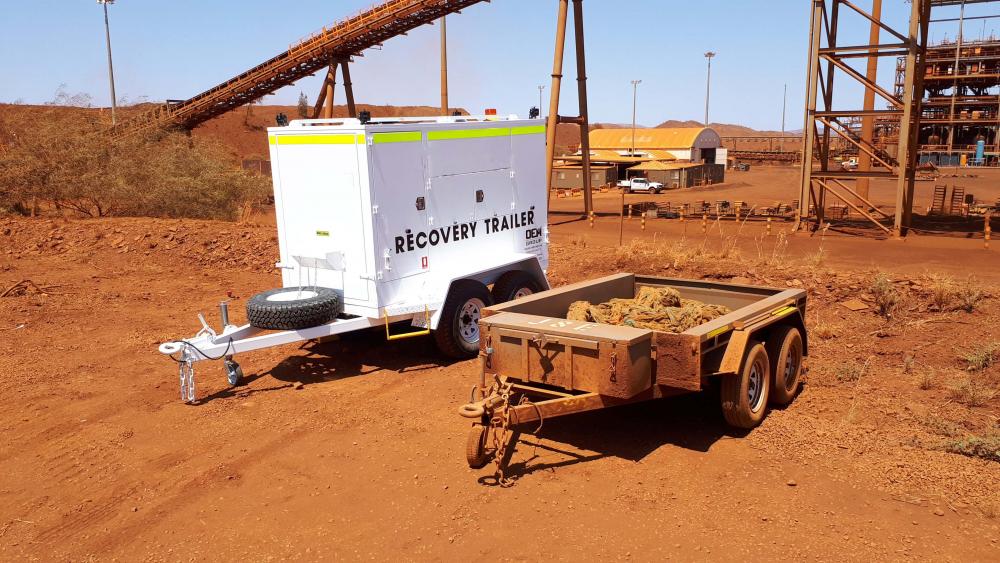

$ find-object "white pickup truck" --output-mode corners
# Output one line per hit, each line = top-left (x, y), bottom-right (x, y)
(618, 177), (665, 194)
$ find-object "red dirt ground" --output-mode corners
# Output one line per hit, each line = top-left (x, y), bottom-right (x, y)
(0, 210), (998, 560)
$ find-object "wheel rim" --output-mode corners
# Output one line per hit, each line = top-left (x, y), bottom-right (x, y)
(266, 289), (318, 302)
(512, 287), (534, 299)
(458, 298), (485, 344)
(748, 358), (765, 413)
(784, 340), (802, 391)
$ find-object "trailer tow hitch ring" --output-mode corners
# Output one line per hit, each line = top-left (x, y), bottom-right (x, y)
(459, 403), (486, 418)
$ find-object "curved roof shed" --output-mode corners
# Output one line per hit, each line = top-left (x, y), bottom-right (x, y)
(589, 127), (721, 150)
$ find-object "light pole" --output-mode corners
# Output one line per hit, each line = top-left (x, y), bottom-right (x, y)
(538, 84), (546, 116)
(781, 83), (787, 152)
(704, 51), (716, 127)
(630, 79), (641, 155)
(98, 0), (118, 125)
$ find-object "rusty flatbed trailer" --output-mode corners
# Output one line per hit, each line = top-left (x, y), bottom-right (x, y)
(458, 273), (808, 483)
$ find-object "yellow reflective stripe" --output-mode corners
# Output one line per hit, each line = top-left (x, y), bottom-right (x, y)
(511, 125), (545, 136)
(372, 131), (422, 144)
(428, 127), (511, 141)
(268, 135), (276, 145)
(706, 325), (731, 338)
(274, 134), (361, 145)
(771, 305), (798, 317)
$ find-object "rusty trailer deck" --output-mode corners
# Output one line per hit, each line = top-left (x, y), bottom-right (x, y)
(460, 273), (809, 482)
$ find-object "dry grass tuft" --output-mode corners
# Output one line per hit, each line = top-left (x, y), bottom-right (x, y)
(955, 276), (986, 313)
(811, 316), (838, 340)
(947, 375), (997, 407)
(835, 361), (865, 383)
(925, 273), (956, 311)
(962, 342), (999, 372)
(941, 435), (1000, 463)
(871, 271), (902, 319)
(917, 366), (937, 390)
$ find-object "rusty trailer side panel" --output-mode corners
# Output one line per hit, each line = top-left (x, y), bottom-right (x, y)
(483, 312), (652, 399)
(482, 273), (807, 395)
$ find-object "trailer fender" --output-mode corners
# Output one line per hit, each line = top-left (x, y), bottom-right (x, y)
(718, 310), (808, 375)
(719, 330), (752, 375)
(428, 255), (547, 330)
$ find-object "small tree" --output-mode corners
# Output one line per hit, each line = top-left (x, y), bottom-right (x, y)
(297, 92), (309, 118)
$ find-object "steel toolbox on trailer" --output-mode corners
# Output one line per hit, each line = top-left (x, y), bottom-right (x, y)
(459, 273), (808, 481)
(159, 115), (550, 403)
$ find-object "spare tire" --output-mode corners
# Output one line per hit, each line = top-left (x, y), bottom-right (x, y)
(246, 286), (341, 330)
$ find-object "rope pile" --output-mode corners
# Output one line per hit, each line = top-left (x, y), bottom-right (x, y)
(567, 286), (730, 333)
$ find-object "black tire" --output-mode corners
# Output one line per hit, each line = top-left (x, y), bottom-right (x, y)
(466, 424), (490, 468)
(433, 280), (493, 359)
(721, 341), (770, 429)
(491, 270), (545, 303)
(767, 327), (803, 406)
(246, 286), (341, 330)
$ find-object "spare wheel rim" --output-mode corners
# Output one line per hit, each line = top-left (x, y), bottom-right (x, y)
(513, 287), (534, 299)
(458, 298), (485, 344)
(266, 289), (319, 302)
(748, 358), (765, 413)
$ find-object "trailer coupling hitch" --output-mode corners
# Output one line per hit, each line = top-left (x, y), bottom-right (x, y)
(458, 393), (504, 419)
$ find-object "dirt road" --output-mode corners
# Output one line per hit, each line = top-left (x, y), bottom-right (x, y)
(1, 216), (997, 560)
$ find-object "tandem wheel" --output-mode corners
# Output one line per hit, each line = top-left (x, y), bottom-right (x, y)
(224, 359), (244, 387)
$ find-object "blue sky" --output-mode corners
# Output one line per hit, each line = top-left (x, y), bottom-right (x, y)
(1, 1), (995, 130)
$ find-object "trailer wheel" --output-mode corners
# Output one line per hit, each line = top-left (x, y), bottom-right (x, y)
(434, 280), (493, 358)
(767, 327), (803, 406)
(224, 359), (244, 387)
(491, 270), (544, 303)
(466, 424), (491, 468)
(721, 341), (770, 429)
(246, 286), (341, 330)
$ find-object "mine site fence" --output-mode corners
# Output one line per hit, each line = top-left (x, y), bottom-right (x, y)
(621, 200), (799, 222)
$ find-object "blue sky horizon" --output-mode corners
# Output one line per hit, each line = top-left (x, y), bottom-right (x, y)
(1, 1), (995, 131)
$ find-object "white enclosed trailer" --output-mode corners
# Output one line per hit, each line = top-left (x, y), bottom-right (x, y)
(159, 115), (549, 402)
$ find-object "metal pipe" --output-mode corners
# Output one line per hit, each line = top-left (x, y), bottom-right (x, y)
(946, 1), (966, 158)
(893, 0), (925, 236)
(856, 0), (883, 201)
(219, 301), (231, 328)
(798, 0), (824, 228)
(630, 80), (641, 155)
(781, 83), (787, 152)
(704, 52), (716, 127)
(572, 0), (593, 216)
(544, 0), (570, 211)
(341, 59), (357, 118)
(324, 60), (337, 119)
(100, 0), (118, 125)
(440, 16), (449, 115)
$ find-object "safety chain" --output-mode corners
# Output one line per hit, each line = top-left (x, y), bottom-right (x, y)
(489, 379), (515, 487)
(179, 357), (195, 403)
(609, 350), (618, 384)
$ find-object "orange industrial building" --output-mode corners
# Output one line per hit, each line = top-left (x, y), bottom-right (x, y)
(554, 127), (726, 189)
